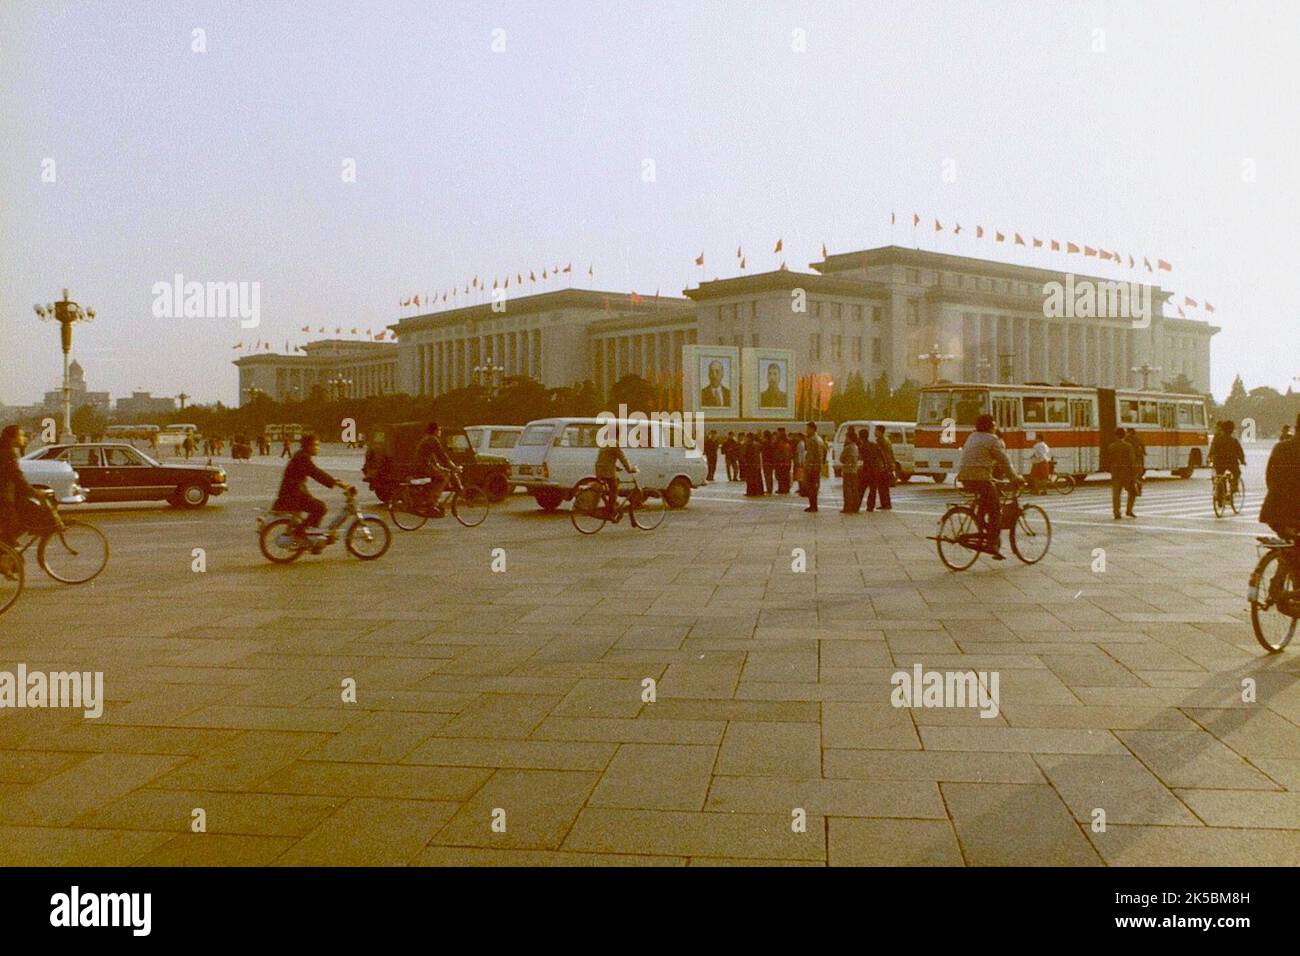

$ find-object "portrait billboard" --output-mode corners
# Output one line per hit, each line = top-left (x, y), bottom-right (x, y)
(684, 344), (740, 416)
(741, 347), (796, 419)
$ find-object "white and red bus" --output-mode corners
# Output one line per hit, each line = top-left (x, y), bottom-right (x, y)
(913, 383), (1210, 480)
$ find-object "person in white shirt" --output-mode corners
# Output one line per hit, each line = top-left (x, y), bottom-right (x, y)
(1029, 437), (1052, 495)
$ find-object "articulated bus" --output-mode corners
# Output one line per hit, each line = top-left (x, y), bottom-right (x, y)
(912, 383), (1211, 481)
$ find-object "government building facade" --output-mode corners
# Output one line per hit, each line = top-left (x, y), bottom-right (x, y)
(235, 245), (1217, 406)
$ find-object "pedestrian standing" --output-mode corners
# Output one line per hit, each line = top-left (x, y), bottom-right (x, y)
(866, 425), (894, 511)
(723, 434), (739, 481)
(802, 422), (825, 512)
(704, 431), (719, 482)
(761, 431), (776, 495)
(744, 433), (764, 496)
(1107, 427), (1138, 519)
(280, 435), (292, 458)
(1029, 436), (1052, 494)
(773, 428), (792, 494)
(1125, 428), (1147, 495)
(839, 426), (861, 513)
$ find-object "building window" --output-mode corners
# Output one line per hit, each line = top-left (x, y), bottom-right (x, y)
(872, 338), (882, 363)
(815, 301), (823, 317)
(837, 302), (844, 320)
(810, 334), (821, 361)
(717, 306), (724, 323)
(854, 304), (863, 323)
(872, 306), (883, 323)
(734, 335), (743, 348)
(907, 301), (920, 326)
(751, 333), (759, 347)
(731, 303), (739, 321)
(751, 301), (758, 319)
(832, 335), (842, 360)
(907, 269), (920, 284)
(852, 337), (863, 362)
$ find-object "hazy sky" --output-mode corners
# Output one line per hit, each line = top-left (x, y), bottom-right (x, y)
(2, 0), (1297, 406)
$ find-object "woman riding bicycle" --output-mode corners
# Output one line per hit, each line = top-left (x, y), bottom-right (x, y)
(957, 414), (1020, 561)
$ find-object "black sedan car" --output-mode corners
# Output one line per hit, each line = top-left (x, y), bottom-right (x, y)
(26, 442), (228, 508)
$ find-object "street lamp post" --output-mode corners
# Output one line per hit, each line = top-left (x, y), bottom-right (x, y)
(327, 376), (352, 401)
(1130, 363), (1162, 391)
(34, 289), (96, 437)
(177, 392), (190, 411)
(473, 360), (506, 397)
(917, 343), (955, 385)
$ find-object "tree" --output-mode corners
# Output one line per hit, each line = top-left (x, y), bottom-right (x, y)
(607, 374), (657, 414)
(70, 403), (107, 439)
(1162, 373), (1197, 394)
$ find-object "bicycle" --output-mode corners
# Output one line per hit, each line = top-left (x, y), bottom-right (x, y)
(1043, 459), (1075, 495)
(0, 541), (23, 616)
(388, 465), (488, 531)
(258, 487), (391, 563)
(9, 490), (110, 585)
(1212, 470), (1245, 518)
(930, 480), (1051, 571)
(1248, 534), (1299, 652)
(570, 470), (666, 534)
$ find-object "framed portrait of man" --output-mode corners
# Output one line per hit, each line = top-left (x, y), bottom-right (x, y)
(741, 347), (796, 419)
(684, 344), (739, 416)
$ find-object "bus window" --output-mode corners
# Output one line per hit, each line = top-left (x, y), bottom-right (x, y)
(1046, 398), (1069, 424)
(1191, 403), (1206, 427)
(1070, 399), (1093, 428)
(1177, 403), (1193, 425)
(993, 396), (1018, 430)
(1023, 397), (1045, 424)
(1120, 400), (1140, 424)
(1159, 404), (1176, 429)
(918, 392), (950, 425)
(952, 389), (989, 426)
(1140, 401), (1159, 424)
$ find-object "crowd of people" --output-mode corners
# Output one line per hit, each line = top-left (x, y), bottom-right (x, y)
(702, 423), (898, 514)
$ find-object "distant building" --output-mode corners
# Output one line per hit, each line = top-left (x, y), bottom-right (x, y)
(42, 359), (111, 412)
(233, 339), (399, 405)
(115, 390), (177, 419)
(388, 246), (1217, 399)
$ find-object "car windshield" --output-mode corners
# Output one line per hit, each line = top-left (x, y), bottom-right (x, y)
(489, 431), (519, 448)
(518, 424), (555, 446)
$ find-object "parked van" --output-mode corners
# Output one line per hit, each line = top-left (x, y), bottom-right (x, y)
(511, 417), (706, 511)
(464, 425), (524, 460)
(831, 420), (939, 483)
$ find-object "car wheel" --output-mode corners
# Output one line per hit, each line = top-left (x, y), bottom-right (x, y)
(664, 477), (691, 509)
(483, 471), (510, 503)
(177, 483), (209, 509)
(932, 474), (947, 484)
(534, 488), (564, 512)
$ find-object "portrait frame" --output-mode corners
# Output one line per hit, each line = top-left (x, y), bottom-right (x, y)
(741, 347), (796, 419)
(684, 344), (740, 416)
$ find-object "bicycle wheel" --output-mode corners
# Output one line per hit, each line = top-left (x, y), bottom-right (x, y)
(346, 516), (391, 560)
(629, 487), (666, 531)
(452, 485), (489, 528)
(259, 517), (306, 563)
(1011, 504), (1052, 564)
(1250, 549), (1297, 652)
(936, 506), (981, 571)
(0, 542), (23, 616)
(570, 479), (609, 535)
(389, 486), (429, 531)
(1231, 477), (1246, 516)
(38, 520), (109, 584)
(1052, 473), (1076, 495)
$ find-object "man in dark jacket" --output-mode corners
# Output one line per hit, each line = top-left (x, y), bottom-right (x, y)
(722, 435), (740, 481)
(1209, 420), (1247, 496)
(1261, 414), (1300, 541)
(773, 429), (793, 494)
(1107, 428), (1138, 519)
(0, 425), (37, 547)
(704, 432), (719, 482)
(274, 433), (354, 539)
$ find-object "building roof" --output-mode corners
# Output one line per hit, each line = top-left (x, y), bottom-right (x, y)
(390, 288), (693, 334)
(683, 269), (890, 301)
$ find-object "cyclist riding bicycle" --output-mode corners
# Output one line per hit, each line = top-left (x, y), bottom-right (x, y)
(1209, 420), (1246, 496)
(595, 440), (637, 518)
(273, 433), (354, 549)
(957, 414), (1020, 561)
(1261, 413), (1300, 563)
(414, 421), (457, 517)
(0, 425), (37, 551)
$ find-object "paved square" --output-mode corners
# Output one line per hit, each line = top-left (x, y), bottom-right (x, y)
(1, 446), (1296, 866)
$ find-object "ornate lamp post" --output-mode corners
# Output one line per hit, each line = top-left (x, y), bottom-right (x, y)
(918, 343), (955, 385)
(327, 375), (353, 401)
(1130, 363), (1162, 390)
(473, 359), (506, 397)
(34, 289), (95, 436)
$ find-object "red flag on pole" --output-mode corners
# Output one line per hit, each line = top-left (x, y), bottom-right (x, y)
(1158, 259), (1172, 271)
(1051, 240), (1060, 251)
(976, 226), (984, 238)
(1014, 233), (1025, 246)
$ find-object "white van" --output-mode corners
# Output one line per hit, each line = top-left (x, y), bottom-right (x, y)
(464, 425), (524, 462)
(512, 417), (707, 511)
(831, 420), (937, 483)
